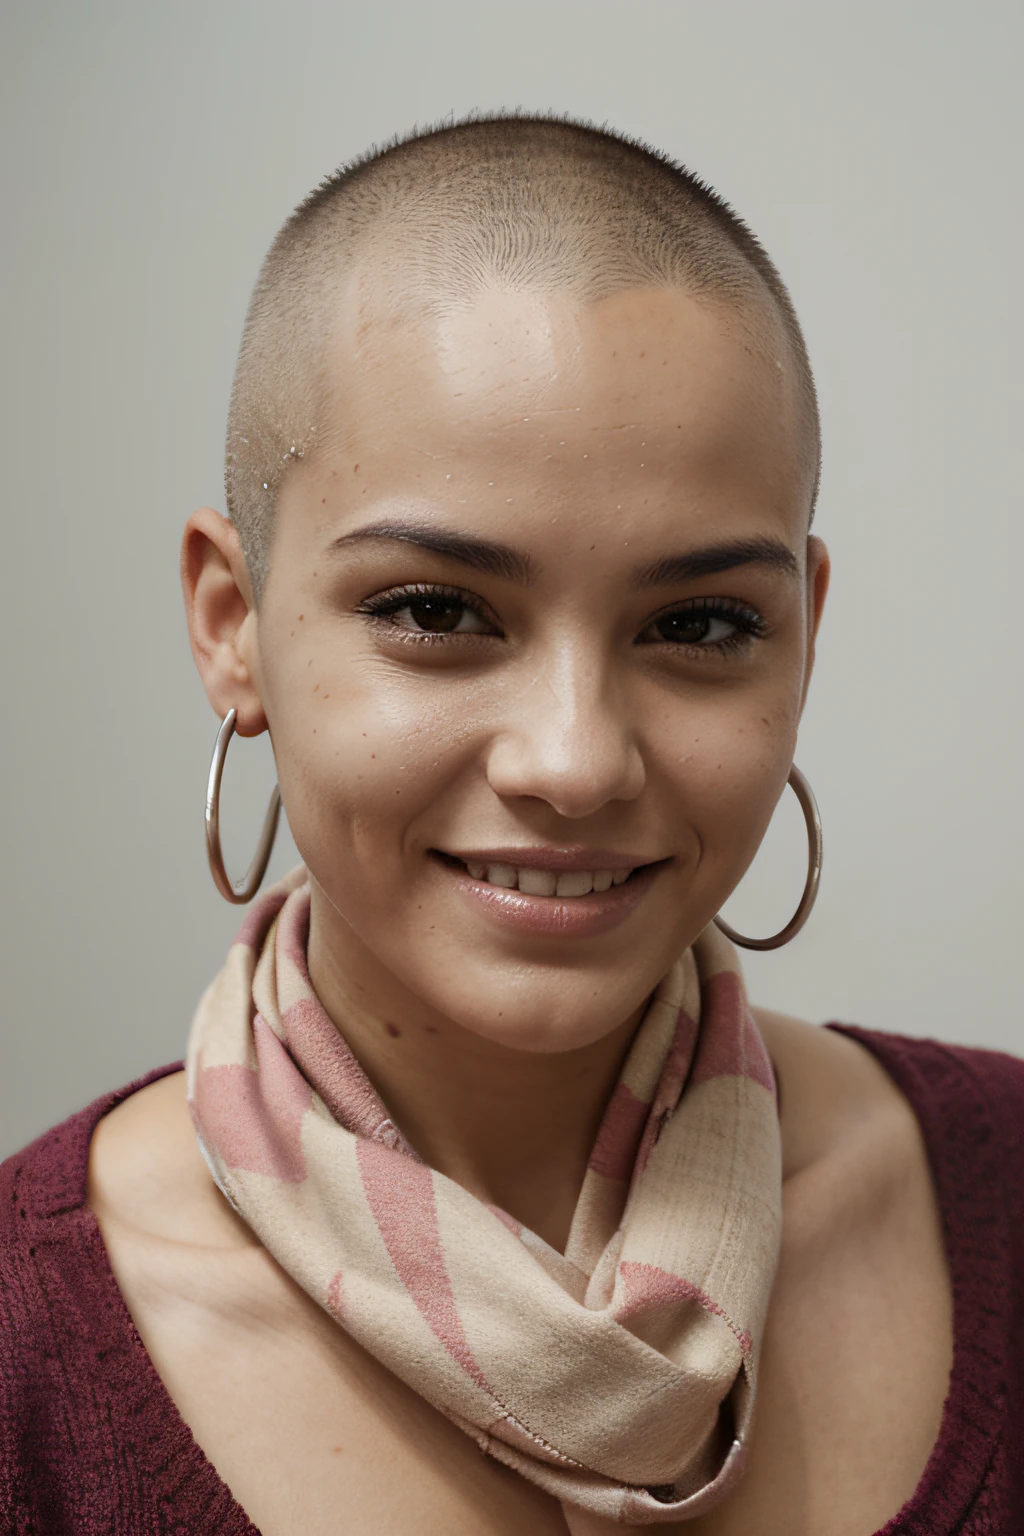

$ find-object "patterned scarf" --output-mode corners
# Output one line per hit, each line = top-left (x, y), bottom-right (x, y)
(186, 866), (782, 1531)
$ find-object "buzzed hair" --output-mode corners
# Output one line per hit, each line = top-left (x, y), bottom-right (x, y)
(225, 112), (820, 599)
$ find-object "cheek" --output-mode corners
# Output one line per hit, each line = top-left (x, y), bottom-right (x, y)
(651, 691), (796, 876)
(263, 640), (478, 873)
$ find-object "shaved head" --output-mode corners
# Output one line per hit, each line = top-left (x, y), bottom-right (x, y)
(225, 113), (820, 598)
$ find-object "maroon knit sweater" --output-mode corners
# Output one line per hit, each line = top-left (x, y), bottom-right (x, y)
(2, 1025), (1022, 1534)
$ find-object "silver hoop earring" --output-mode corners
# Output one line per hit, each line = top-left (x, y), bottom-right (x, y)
(713, 764), (822, 951)
(205, 708), (282, 905)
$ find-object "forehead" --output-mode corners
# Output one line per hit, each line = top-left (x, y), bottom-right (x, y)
(299, 274), (811, 543)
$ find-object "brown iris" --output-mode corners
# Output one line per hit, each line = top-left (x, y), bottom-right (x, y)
(654, 611), (715, 644)
(406, 595), (467, 632)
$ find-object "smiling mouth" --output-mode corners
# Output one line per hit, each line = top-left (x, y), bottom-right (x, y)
(434, 852), (658, 898)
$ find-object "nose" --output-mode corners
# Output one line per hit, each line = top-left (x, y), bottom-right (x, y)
(484, 646), (646, 819)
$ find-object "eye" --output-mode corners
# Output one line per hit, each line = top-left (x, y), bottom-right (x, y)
(357, 584), (499, 637)
(649, 611), (738, 645)
(637, 597), (767, 654)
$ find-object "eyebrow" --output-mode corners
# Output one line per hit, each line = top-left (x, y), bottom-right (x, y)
(328, 522), (534, 584)
(328, 521), (799, 587)
(633, 536), (800, 587)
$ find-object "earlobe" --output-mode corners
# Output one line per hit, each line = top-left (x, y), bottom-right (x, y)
(180, 507), (267, 736)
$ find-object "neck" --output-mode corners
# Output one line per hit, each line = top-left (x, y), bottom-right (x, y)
(306, 888), (645, 1253)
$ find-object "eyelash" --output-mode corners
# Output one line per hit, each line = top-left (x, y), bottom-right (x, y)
(639, 595), (769, 655)
(356, 583), (769, 657)
(356, 584), (503, 644)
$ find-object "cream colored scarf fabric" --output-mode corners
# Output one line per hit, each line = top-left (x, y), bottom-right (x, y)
(186, 867), (782, 1531)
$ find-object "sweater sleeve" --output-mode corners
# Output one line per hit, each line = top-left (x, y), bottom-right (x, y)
(0, 1072), (258, 1536)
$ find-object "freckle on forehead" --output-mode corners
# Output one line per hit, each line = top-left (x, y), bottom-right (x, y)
(302, 283), (807, 524)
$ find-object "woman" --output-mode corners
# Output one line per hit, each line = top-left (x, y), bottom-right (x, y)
(3, 115), (1021, 1535)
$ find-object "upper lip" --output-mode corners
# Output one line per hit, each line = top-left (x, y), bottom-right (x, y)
(440, 847), (666, 872)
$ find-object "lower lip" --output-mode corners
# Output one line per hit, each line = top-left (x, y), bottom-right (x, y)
(442, 860), (663, 938)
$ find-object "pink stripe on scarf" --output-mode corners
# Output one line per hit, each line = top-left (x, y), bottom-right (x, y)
(234, 889), (291, 952)
(283, 997), (409, 1145)
(689, 974), (775, 1094)
(193, 1016), (310, 1181)
(617, 1261), (753, 1356)
(356, 1137), (493, 1393)
(588, 1083), (649, 1181)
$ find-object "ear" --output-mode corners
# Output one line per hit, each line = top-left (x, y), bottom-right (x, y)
(798, 534), (831, 714)
(180, 507), (267, 737)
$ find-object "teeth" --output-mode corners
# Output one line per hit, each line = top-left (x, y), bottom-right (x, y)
(460, 860), (636, 897)
(555, 870), (594, 897)
(518, 868), (558, 897)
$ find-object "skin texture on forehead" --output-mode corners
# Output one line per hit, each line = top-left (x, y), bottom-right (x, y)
(333, 277), (803, 481)
(288, 276), (811, 595)
(225, 114), (820, 600)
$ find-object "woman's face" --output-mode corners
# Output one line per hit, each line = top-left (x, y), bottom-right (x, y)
(245, 280), (828, 1053)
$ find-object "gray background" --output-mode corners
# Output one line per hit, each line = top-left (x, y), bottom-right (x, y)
(2, 1), (1021, 1157)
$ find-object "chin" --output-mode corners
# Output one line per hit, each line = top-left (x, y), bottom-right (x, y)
(421, 962), (655, 1056)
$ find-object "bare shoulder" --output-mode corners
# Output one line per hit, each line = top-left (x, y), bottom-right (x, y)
(751, 1005), (937, 1200)
(87, 1069), (253, 1250)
